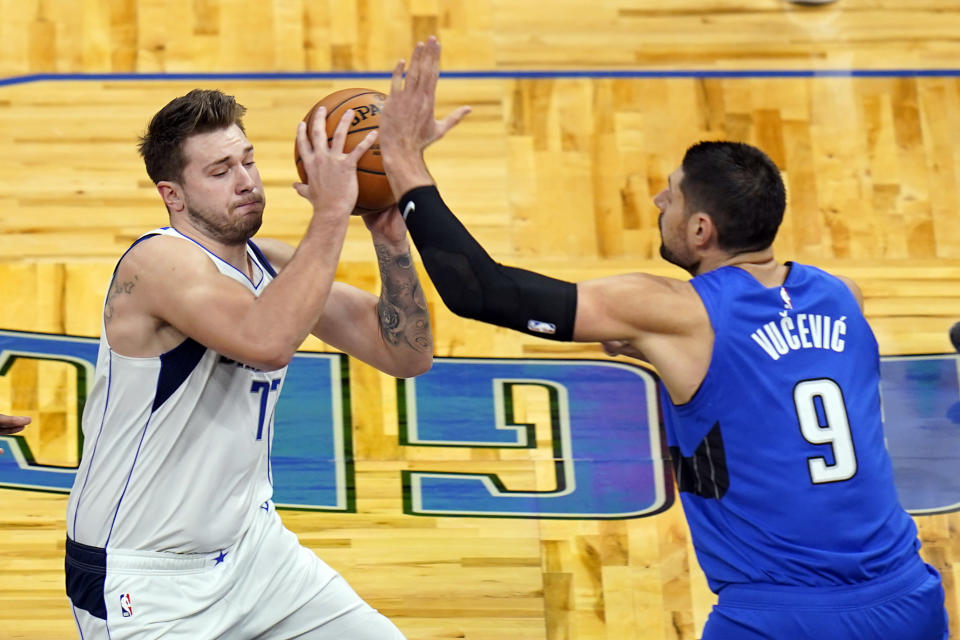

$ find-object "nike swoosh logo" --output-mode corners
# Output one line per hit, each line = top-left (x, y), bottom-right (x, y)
(402, 201), (415, 221)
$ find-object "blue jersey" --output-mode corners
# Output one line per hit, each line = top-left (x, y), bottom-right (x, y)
(661, 263), (920, 593)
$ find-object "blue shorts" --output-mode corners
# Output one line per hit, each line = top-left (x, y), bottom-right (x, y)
(703, 557), (948, 640)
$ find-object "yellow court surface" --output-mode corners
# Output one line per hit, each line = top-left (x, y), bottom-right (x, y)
(2, 2), (960, 639)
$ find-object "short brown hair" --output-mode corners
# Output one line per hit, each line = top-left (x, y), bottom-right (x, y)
(137, 89), (247, 184)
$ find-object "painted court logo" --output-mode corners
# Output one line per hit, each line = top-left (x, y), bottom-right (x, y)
(120, 593), (133, 617)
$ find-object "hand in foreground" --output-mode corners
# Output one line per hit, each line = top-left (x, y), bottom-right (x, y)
(0, 414), (31, 454)
(0, 413), (30, 435)
(379, 36), (471, 159)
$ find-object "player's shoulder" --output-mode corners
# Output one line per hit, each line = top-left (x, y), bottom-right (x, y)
(791, 262), (864, 309)
(116, 232), (221, 281)
(832, 273), (864, 309)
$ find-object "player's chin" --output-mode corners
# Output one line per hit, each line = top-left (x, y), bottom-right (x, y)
(234, 205), (265, 228)
(245, 216), (264, 236)
(234, 201), (264, 216)
(231, 214), (263, 242)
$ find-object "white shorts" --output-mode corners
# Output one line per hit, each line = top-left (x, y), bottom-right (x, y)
(66, 502), (405, 640)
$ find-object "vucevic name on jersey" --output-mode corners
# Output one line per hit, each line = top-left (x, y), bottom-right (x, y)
(751, 312), (847, 361)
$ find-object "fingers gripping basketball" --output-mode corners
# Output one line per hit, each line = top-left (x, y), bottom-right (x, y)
(294, 88), (395, 214)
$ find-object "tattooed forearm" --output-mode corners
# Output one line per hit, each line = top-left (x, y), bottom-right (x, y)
(103, 275), (138, 324)
(375, 244), (432, 352)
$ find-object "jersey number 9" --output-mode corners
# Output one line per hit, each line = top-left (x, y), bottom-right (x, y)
(793, 378), (858, 484)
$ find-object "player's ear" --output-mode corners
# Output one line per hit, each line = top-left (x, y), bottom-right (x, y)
(688, 211), (716, 249)
(157, 181), (186, 214)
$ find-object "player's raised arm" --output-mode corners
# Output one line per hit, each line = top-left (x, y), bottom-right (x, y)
(378, 38), (695, 347)
(378, 38), (581, 341)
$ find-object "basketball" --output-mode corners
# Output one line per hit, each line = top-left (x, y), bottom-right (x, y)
(294, 88), (394, 214)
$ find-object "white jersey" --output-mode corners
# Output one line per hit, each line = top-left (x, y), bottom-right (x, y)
(66, 227), (286, 553)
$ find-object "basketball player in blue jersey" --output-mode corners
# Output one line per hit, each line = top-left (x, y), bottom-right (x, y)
(64, 90), (428, 638)
(377, 38), (949, 639)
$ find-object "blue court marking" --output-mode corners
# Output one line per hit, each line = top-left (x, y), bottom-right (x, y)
(3, 68), (960, 87)
(880, 354), (960, 515)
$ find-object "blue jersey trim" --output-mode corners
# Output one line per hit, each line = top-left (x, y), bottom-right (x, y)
(70, 605), (86, 639)
(153, 338), (207, 411)
(70, 353), (114, 540)
(166, 228), (264, 289)
(266, 413), (274, 488)
(110, 232), (160, 278)
(248, 240), (278, 278)
(105, 412), (155, 547)
(105, 339), (205, 545)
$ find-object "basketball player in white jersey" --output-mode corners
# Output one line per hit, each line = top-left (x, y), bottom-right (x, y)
(64, 89), (429, 639)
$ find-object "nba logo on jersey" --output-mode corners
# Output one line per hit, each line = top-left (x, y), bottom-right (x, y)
(119, 593), (133, 617)
(780, 286), (793, 310)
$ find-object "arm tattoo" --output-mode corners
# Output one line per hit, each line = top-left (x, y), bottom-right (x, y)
(103, 275), (138, 324)
(375, 244), (432, 352)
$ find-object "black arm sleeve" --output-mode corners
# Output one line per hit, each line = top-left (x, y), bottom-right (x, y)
(399, 185), (577, 341)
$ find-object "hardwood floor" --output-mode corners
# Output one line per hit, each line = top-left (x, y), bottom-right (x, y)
(2, 1), (960, 638)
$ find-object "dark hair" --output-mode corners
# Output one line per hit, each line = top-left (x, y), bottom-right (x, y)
(680, 141), (786, 253)
(137, 89), (247, 184)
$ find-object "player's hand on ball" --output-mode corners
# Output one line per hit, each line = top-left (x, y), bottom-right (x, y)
(294, 89), (394, 214)
(293, 107), (378, 219)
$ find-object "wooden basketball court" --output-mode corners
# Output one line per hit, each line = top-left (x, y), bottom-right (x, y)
(2, 1), (960, 638)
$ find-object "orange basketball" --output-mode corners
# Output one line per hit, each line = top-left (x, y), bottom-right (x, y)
(294, 88), (394, 214)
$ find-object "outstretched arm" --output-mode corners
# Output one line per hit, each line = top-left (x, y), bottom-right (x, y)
(379, 36), (713, 402)
(396, 185), (579, 341)
(379, 38), (577, 341)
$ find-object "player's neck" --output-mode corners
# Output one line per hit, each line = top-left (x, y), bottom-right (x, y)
(709, 248), (787, 287)
(170, 221), (252, 278)
(697, 247), (784, 283)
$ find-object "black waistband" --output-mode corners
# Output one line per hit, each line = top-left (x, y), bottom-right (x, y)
(65, 536), (107, 620)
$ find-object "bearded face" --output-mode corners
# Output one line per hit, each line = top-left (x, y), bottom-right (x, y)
(172, 125), (266, 245)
